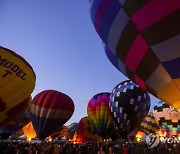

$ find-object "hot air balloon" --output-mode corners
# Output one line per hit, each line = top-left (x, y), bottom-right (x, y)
(0, 109), (30, 139)
(68, 123), (78, 138)
(23, 122), (36, 139)
(50, 125), (69, 139)
(87, 92), (114, 138)
(30, 90), (74, 139)
(0, 96), (31, 139)
(0, 46), (36, 123)
(90, 0), (180, 111)
(153, 101), (180, 136)
(72, 117), (102, 143)
(140, 112), (160, 135)
(109, 80), (150, 137)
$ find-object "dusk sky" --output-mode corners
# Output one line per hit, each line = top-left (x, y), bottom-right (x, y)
(0, 0), (160, 125)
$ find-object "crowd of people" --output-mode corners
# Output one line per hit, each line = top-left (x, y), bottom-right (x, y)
(0, 139), (180, 154)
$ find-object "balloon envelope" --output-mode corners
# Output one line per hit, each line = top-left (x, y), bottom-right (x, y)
(87, 92), (114, 138)
(140, 112), (160, 134)
(109, 80), (150, 137)
(68, 123), (78, 138)
(0, 46), (36, 123)
(23, 122), (36, 139)
(72, 117), (102, 142)
(90, 0), (180, 110)
(153, 101), (180, 136)
(30, 90), (74, 139)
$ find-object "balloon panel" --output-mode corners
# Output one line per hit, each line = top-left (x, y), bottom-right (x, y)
(90, 0), (180, 110)
(23, 122), (36, 139)
(0, 46), (36, 123)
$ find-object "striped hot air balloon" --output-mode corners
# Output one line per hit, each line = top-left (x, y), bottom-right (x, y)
(30, 90), (74, 139)
(87, 92), (114, 138)
(109, 80), (150, 137)
(0, 46), (36, 124)
(89, 0), (180, 111)
(153, 101), (180, 136)
(140, 112), (160, 135)
(72, 117), (102, 142)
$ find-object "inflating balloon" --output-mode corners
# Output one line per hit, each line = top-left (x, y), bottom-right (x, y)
(23, 122), (36, 139)
(72, 117), (102, 142)
(68, 123), (78, 138)
(153, 101), (180, 136)
(109, 80), (150, 137)
(30, 90), (74, 139)
(90, 0), (180, 110)
(0, 46), (36, 123)
(140, 112), (160, 135)
(87, 92), (114, 138)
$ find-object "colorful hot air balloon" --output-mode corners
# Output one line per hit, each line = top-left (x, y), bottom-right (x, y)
(30, 90), (74, 139)
(23, 122), (36, 139)
(0, 46), (36, 123)
(87, 92), (114, 138)
(0, 110), (30, 139)
(0, 96), (31, 139)
(140, 112), (160, 135)
(109, 80), (150, 137)
(68, 123), (78, 138)
(50, 125), (69, 139)
(72, 117), (102, 142)
(153, 101), (180, 136)
(90, 0), (180, 111)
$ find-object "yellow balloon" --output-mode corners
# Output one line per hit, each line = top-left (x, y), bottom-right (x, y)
(23, 122), (36, 139)
(0, 46), (36, 124)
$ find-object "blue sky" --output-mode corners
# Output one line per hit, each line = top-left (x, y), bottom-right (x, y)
(0, 0), (160, 125)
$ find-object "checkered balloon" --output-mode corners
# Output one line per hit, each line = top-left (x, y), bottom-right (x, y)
(90, 0), (180, 111)
(109, 80), (150, 137)
(153, 101), (180, 136)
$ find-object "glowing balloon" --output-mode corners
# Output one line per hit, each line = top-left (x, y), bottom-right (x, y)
(23, 122), (36, 139)
(87, 92), (114, 138)
(0, 46), (36, 123)
(68, 123), (78, 138)
(109, 80), (150, 137)
(72, 117), (102, 142)
(90, 0), (180, 110)
(140, 112), (160, 134)
(30, 90), (74, 139)
(153, 101), (180, 136)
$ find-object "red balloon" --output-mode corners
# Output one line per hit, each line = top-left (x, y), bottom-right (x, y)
(30, 90), (74, 139)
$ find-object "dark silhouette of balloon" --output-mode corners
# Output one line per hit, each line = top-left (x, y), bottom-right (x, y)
(0, 46), (36, 123)
(153, 101), (180, 136)
(140, 112), (160, 134)
(68, 123), (78, 138)
(87, 92), (114, 138)
(90, 0), (180, 111)
(30, 90), (74, 139)
(109, 80), (150, 137)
